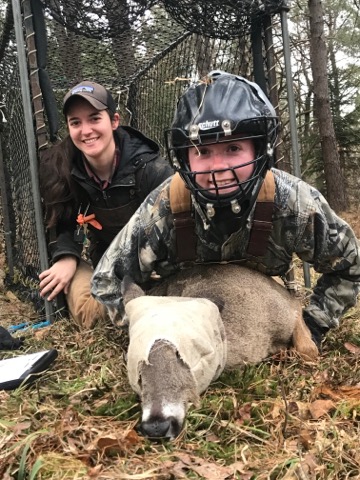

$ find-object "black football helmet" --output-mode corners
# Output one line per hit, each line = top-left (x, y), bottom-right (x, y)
(165, 71), (278, 218)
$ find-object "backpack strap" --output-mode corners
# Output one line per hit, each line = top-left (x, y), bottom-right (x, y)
(169, 173), (196, 262)
(169, 170), (276, 261)
(246, 170), (275, 257)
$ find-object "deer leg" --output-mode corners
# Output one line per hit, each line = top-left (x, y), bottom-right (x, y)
(292, 307), (319, 360)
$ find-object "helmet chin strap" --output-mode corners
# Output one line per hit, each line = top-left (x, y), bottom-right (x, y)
(230, 199), (241, 214)
(192, 195), (211, 230)
(191, 187), (261, 244)
(206, 198), (241, 217)
(206, 203), (216, 218)
(198, 172), (266, 230)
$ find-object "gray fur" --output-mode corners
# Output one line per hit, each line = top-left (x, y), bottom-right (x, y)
(122, 264), (317, 439)
(148, 264), (299, 365)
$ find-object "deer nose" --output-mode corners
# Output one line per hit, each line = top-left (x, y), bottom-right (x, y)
(139, 416), (182, 440)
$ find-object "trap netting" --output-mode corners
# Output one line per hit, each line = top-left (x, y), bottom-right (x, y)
(41, 0), (285, 40)
(0, 0), (287, 313)
(0, 2), (44, 309)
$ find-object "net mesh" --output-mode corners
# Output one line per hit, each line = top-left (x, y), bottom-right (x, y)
(0, 23), (43, 307)
(161, 0), (285, 39)
(41, 0), (285, 40)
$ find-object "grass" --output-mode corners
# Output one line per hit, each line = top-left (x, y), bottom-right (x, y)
(1, 210), (360, 478)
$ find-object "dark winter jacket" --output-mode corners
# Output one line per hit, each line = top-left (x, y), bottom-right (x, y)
(49, 126), (173, 267)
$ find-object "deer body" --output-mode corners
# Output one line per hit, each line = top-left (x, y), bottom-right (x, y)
(122, 264), (318, 439)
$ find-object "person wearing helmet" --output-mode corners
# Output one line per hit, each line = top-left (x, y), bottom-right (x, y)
(169, 71), (278, 218)
(91, 71), (360, 348)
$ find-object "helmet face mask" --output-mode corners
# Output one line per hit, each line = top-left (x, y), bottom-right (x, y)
(165, 71), (278, 217)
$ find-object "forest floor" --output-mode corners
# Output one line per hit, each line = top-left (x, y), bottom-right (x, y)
(0, 211), (360, 480)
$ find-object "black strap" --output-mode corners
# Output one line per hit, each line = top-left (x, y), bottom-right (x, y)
(246, 201), (274, 257)
(170, 173), (197, 262)
(173, 211), (197, 262)
(246, 171), (275, 257)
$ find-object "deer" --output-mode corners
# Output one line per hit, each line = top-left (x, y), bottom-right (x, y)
(121, 264), (319, 440)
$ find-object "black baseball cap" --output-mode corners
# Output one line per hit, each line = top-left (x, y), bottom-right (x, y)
(63, 81), (116, 115)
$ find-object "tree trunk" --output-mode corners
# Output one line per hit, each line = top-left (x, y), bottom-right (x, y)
(103, 0), (136, 82)
(49, 0), (82, 84)
(308, 0), (348, 212)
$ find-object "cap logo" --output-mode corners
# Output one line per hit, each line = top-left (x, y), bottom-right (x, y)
(198, 120), (219, 130)
(71, 85), (94, 95)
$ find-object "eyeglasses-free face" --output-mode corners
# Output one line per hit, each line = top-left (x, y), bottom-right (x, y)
(66, 97), (119, 170)
(188, 138), (256, 196)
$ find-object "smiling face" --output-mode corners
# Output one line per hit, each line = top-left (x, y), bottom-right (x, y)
(66, 97), (120, 170)
(188, 138), (256, 196)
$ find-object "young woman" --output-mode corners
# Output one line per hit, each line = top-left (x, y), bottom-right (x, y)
(91, 71), (360, 348)
(39, 81), (173, 328)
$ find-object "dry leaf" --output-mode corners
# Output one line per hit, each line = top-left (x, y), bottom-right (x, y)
(299, 429), (314, 450)
(173, 453), (234, 480)
(60, 407), (80, 432)
(12, 421), (32, 435)
(337, 386), (360, 398)
(288, 401), (311, 420)
(314, 384), (360, 400)
(97, 435), (123, 454)
(190, 462), (234, 479)
(344, 342), (360, 355)
(301, 452), (319, 473)
(0, 473), (13, 480)
(271, 400), (282, 419)
(229, 461), (252, 479)
(309, 399), (335, 419)
(123, 429), (141, 446)
(96, 429), (141, 455)
(205, 433), (220, 443)
(236, 403), (252, 424)
(87, 464), (102, 477)
(5, 291), (19, 302)
(34, 326), (52, 339)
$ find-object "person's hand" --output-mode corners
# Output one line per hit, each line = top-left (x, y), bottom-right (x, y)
(39, 256), (78, 301)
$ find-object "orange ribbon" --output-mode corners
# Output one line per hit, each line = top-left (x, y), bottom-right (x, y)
(77, 213), (102, 230)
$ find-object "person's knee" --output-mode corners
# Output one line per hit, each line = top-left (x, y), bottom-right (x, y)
(66, 260), (107, 328)
(73, 296), (107, 329)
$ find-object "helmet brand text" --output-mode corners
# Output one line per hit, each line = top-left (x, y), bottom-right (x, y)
(198, 120), (219, 130)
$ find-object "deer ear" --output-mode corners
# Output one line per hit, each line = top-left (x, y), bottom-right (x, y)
(202, 294), (225, 313)
(121, 275), (145, 305)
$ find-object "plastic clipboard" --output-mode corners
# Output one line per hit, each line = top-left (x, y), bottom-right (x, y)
(0, 349), (58, 391)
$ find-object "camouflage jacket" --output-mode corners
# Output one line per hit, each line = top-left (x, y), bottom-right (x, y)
(91, 168), (360, 330)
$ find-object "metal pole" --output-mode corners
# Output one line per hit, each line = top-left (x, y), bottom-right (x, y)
(280, 5), (311, 289)
(11, 0), (54, 320)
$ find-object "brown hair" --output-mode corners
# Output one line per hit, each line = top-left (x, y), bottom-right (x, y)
(39, 135), (77, 228)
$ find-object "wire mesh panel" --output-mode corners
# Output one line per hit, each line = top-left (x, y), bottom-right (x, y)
(0, 45), (43, 307)
(127, 34), (254, 150)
